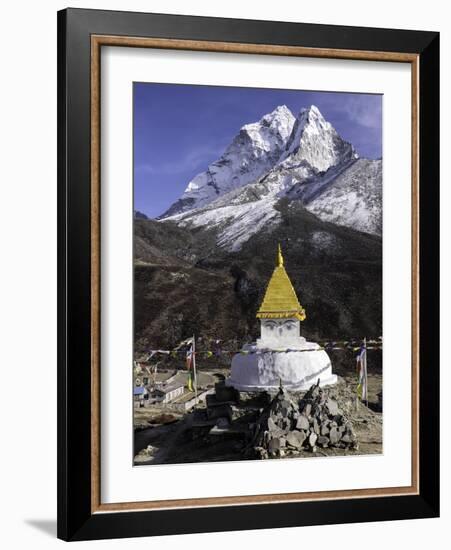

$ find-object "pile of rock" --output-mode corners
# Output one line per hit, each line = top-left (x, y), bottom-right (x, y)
(251, 381), (358, 459)
(134, 444), (157, 463)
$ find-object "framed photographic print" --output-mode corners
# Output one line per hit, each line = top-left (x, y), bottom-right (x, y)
(57, 8), (440, 541)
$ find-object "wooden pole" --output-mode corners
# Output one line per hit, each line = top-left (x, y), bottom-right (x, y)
(364, 337), (368, 408)
(193, 334), (198, 405)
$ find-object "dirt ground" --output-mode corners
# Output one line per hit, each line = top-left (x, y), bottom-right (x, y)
(133, 354), (383, 465)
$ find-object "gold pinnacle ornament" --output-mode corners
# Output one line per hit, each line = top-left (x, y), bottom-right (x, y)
(256, 244), (306, 321)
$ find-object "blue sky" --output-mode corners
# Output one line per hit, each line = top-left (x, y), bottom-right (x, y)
(134, 83), (382, 218)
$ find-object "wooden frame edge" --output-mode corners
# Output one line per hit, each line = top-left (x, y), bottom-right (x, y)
(90, 34), (420, 515)
(411, 55), (420, 497)
(91, 35), (101, 513)
(91, 34), (418, 62)
(93, 487), (420, 514)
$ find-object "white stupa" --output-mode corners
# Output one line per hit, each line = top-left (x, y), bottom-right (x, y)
(226, 245), (337, 392)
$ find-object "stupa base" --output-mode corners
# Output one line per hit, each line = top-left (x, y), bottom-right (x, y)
(226, 342), (337, 392)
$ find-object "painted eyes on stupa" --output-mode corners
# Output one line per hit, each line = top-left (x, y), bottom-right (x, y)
(264, 320), (296, 331)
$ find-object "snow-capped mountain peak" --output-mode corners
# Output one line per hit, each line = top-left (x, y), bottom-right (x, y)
(241, 104), (295, 147)
(157, 104), (380, 251)
(160, 105), (295, 218)
(298, 104), (329, 130)
(278, 104), (358, 172)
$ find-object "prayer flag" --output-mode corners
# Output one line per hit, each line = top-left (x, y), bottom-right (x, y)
(186, 343), (194, 392)
(356, 341), (368, 402)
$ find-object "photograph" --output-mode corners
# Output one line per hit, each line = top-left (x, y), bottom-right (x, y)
(132, 83), (383, 465)
(53, 5), (440, 541)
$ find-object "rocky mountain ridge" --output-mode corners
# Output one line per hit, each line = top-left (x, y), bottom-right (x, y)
(161, 105), (296, 218)
(133, 103), (382, 350)
(159, 105), (381, 250)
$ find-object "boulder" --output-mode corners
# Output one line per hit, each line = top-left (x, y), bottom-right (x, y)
(286, 430), (306, 449)
(313, 417), (320, 434)
(268, 438), (280, 455)
(267, 416), (279, 433)
(308, 431), (318, 449)
(341, 430), (356, 445)
(326, 397), (339, 416)
(321, 424), (330, 436)
(329, 427), (340, 445)
(296, 415), (310, 431)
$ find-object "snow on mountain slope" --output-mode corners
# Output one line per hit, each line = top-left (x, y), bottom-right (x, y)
(160, 105), (295, 218)
(159, 105), (381, 250)
(164, 155), (381, 250)
(168, 197), (280, 252)
(305, 158), (382, 236)
(163, 157), (372, 252)
(284, 157), (358, 203)
(278, 105), (357, 172)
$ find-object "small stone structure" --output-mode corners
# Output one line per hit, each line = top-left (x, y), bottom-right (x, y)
(190, 380), (357, 460)
(251, 381), (358, 458)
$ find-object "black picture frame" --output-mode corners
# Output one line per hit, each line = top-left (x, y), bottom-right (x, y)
(57, 7), (439, 541)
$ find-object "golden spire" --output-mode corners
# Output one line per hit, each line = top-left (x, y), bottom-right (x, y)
(256, 245), (306, 321)
(277, 243), (284, 267)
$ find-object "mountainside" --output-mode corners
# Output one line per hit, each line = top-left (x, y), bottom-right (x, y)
(277, 104), (357, 171)
(134, 103), (382, 351)
(160, 105), (295, 218)
(159, 105), (381, 250)
(134, 209), (149, 220)
(304, 158), (382, 236)
(134, 207), (382, 352)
